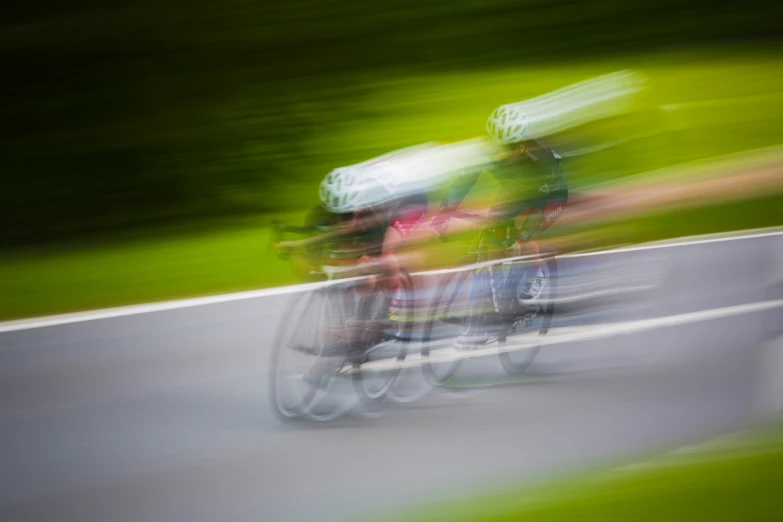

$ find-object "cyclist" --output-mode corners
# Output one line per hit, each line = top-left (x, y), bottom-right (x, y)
(276, 168), (429, 288)
(434, 103), (568, 326)
(275, 140), (506, 363)
(276, 140), (497, 283)
(274, 162), (435, 386)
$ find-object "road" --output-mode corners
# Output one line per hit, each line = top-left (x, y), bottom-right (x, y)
(1, 232), (781, 522)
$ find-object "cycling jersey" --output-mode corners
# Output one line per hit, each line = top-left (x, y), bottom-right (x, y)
(320, 193), (428, 262)
(441, 139), (568, 243)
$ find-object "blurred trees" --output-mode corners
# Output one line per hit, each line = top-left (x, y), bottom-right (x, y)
(1, 0), (778, 247)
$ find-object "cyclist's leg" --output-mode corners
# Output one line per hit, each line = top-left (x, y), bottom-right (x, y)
(533, 197), (567, 237)
(377, 193), (429, 326)
(514, 196), (567, 300)
(497, 205), (544, 310)
(482, 198), (529, 323)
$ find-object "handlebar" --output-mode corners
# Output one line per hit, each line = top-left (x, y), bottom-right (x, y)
(269, 220), (322, 257)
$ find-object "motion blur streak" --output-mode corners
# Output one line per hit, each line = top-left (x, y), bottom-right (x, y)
(1, 228), (778, 335)
(1, 232), (781, 522)
(2, 1), (783, 521)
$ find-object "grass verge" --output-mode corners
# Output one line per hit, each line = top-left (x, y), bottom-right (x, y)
(1, 191), (781, 322)
(0, 226), (298, 321)
(392, 430), (783, 522)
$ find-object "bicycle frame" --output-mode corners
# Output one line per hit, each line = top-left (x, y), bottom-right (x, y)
(462, 225), (523, 321)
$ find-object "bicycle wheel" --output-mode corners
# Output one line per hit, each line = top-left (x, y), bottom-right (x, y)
(498, 255), (557, 374)
(421, 268), (488, 386)
(385, 274), (431, 403)
(270, 287), (355, 423)
(351, 270), (415, 411)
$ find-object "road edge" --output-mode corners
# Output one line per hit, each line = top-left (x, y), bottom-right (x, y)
(2, 226), (781, 334)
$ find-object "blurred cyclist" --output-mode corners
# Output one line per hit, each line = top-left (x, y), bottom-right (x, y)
(275, 164), (430, 383)
(435, 104), (568, 318)
(276, 162), (430, 289)
(276, 138), (500, 282)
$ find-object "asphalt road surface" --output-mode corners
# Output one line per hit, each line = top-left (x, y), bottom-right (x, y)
(1, 232), (781, 522)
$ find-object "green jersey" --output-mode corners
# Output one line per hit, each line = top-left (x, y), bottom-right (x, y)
(442, 139), (568, 216)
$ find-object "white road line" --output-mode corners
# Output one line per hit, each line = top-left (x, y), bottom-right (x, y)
(418, 227), (783, 276)
(612, 430), (772, 475)
(564, 228), (783, 259)
(357, 299), (783, 373)
(0, 282), (326, 334)
(1, 227), (781, 334)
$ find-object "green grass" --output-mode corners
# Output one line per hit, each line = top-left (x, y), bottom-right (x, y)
(557, 193), (783, 248)
(3, 51), (783, 321)
(393, 437), (783, 522)
(0, 226), (300, 320)
(308, 50), (783, 189)
(1, 192), (780, 322)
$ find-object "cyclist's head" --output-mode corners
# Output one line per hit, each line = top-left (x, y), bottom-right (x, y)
(319, 166), (392, 214)
(486, 105), (528, 145)
(320, 167), (359, 214)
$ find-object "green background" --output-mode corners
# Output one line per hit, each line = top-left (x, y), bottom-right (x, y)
(2, 1), (783, 319)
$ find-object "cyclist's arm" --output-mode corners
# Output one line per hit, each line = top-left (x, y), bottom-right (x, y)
(373, 225), (405, 274)
(439, 166), (483, 213)
(276, 226), (343, 251)
(276, 212), (379, 251)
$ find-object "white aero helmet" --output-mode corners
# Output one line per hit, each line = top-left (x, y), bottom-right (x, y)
(319, 165), (394, 214)
(486, 105), (529, 144)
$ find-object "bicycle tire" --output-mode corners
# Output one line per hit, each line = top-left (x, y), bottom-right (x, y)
(498, 255), (557, 374)
(420, 269), (481, 386)
(269, 287), (355, 423)
(351, 269), (415, 411)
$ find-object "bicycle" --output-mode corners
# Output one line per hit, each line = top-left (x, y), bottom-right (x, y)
(269, 220), (417, 422)
(420, 212), (558, 386)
